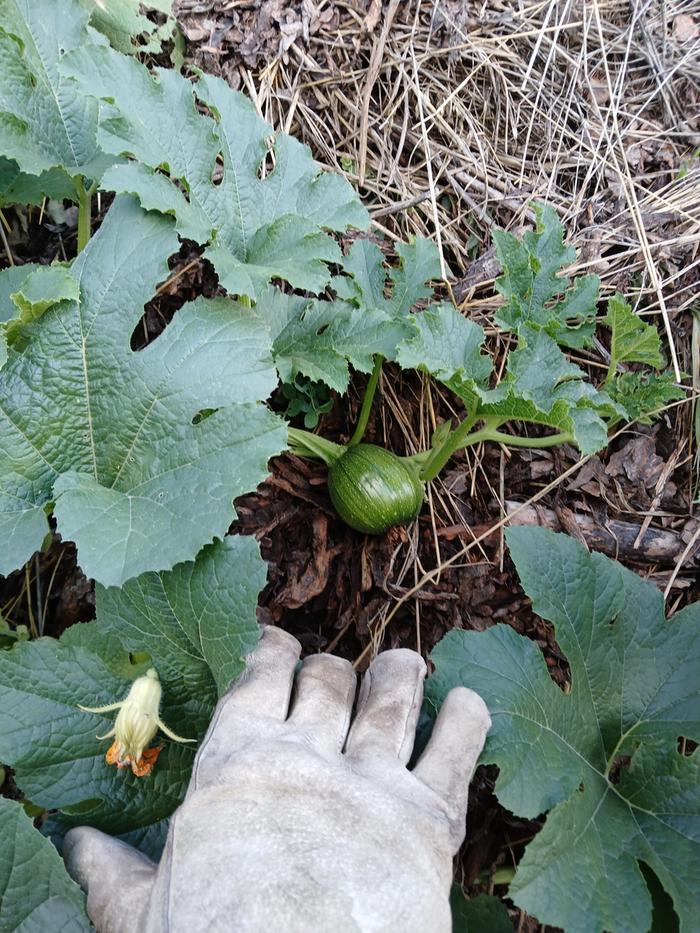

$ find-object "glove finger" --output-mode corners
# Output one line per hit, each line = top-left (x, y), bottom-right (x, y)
(64, 827), (156, 933)
(191, 626), (301, 786)
(344, 649), (426, 765)
(213, 625), (301, 723)
(412, 687), (491, 842)
(287, 653), (356, 754)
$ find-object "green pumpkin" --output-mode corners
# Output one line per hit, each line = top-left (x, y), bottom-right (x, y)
(327, 444), (425, 534)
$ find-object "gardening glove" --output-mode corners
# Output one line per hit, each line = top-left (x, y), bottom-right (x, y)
(64, 625), (491, 933)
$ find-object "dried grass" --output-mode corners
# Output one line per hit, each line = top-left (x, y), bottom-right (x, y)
(176, 0), (700, 647)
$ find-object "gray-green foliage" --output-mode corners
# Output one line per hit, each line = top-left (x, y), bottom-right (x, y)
(427, 527), (700, 933)
(602, 294), (685, 420)
(604, 293), (665, 371)
(0, 0), (108, 186)
(0, 537), (261, 839)
(0, 196), (286, 585)
(396, 206), (682, 454)
(0, 797), (91, 932)
(256, 237), (437, 394)
(492, 203), (599, 347)
(0, 262), (80, 367)
(0, 156), (76, 207)
(63, 43), (369, 300)
(0, 5), (690, 927)
(82, 0), (175, 56)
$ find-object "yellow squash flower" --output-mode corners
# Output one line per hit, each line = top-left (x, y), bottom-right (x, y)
(80, 668), (194, 777)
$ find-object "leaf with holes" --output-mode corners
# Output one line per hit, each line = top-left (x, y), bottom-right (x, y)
(426, 527), (700, 933)
(83, 0), (175, 55)
(249, 237), (441, 393)
(0, 196), (286, 585)
(0, 536), (261, 839)
(333, 237), (442, 318)
(63, 44), (368, 300)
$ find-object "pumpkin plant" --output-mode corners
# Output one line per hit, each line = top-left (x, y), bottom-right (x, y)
(285, 208), (684, 533)
(427, 527), (700, 933)
(0, 0), (178, 254)
(0, 3), (693, 931)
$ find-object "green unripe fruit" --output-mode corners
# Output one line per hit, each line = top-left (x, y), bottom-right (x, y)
(327, 444), (425, 534)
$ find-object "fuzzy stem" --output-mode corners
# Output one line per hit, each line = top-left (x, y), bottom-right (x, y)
(419, 411), (481, 481)
(463, 427), (575, 450)
(76, 177), (92, 253)
(349, 354), (383, 447)
(420, 417), (575, 482)
(287, 427), (346, 466)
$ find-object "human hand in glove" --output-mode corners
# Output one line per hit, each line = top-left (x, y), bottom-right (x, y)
(65, 626), (491, 933)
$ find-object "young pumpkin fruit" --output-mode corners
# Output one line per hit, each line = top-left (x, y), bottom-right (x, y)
(327, 444), (424, 534)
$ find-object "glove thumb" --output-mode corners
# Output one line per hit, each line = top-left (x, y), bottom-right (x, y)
(64, 827), (156, 933)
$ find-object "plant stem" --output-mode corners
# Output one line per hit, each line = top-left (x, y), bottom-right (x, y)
(348, 354), (383, 447)
(475, 867), (516, 886)
(419, 416), (575, 482)
(287, 427), (345, 466)
(419, 411), (480, 481)
(465, 427), (575, 449)
(75, 177), (92, 253)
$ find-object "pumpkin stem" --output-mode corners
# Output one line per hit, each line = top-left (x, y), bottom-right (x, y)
(287, 427), (346, 466)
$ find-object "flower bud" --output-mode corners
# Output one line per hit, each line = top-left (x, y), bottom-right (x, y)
(111, 668), (162, 764)
(80, 667), (194, 777)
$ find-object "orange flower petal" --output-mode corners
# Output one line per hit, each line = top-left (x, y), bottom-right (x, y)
(105, 741), (122, 767)
(130, 745), (163, 778)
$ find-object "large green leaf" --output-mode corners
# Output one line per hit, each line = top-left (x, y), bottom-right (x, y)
(82, 0), (175, 55)
(256, 288), (413, 393)
(0, 797), (90, 932)
(493, 203), (598, 348)
(0, 0), (106, 180)
(63, 44), (368, 299)
(0, 196), (286, 585)
(0, 536), (261, 838)
(96, 535), (262, 696)
(396, 302), (491, 392)
(0, 156), (75, 206)
(426, 527), (700, 933)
